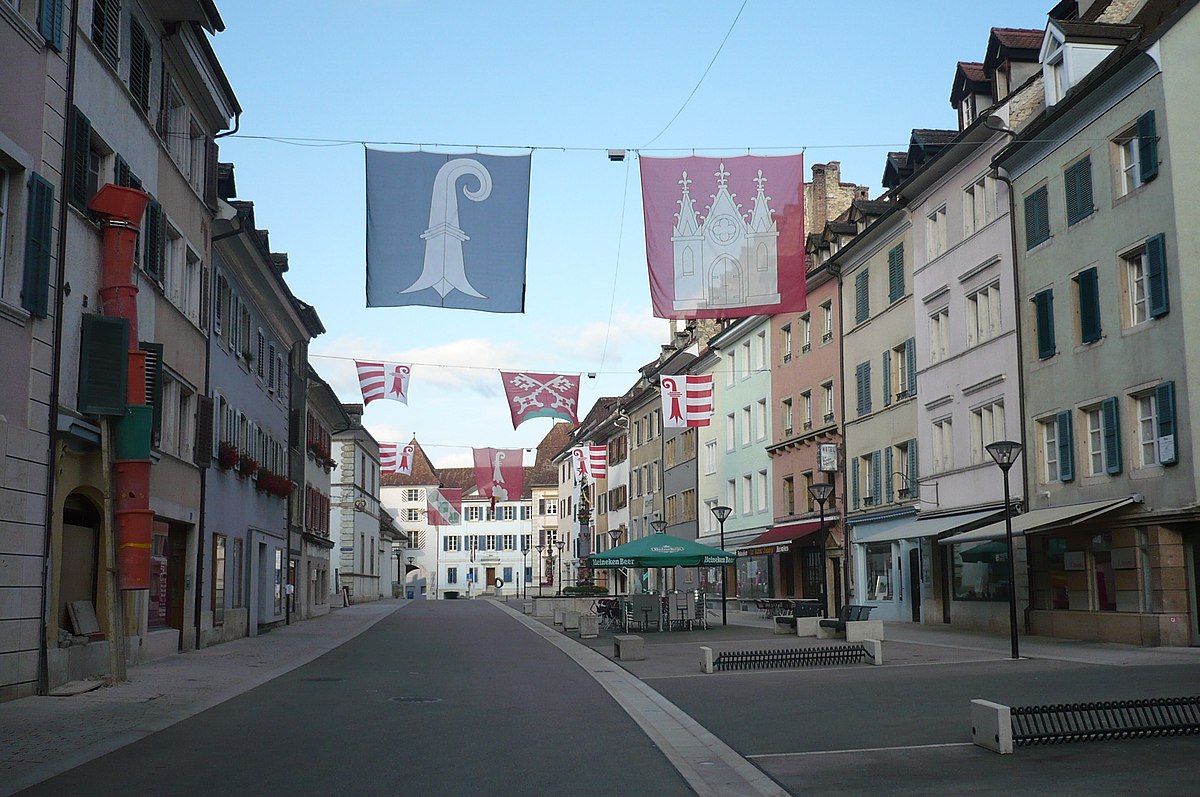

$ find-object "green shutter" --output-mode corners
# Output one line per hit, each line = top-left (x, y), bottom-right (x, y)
(1146, 233), (1168, 318)
(884, 447), (894, 503)
(128, 18), (151, 111)
(1102, 396), (1122, 475)
(862, 361), (871, 414)
(93, 0), (120, 66)
(40, 0), (65, 50)
(908, 438), (918, 483)
(194, 395), (214, 467)
(871, 450), (882, 504)
(68, 107), (92, 211)
(79, 314), (130, 416)
(144, 199), (163, 281)
(1156, 381), (1176, 465)
(905, 337), (916, 397)
(140, 342), (164, 444)
(1065, 158), (1094, 226)
(22, 173), (54, 318)
(1137, 111), (1158, 183)
(1034, 290), (1055, 358)
(888, 243), (904, 302)
(855, 270), (869, 323)
(882, 350), (892, 407)
(1075, 268), (1101, 343)
(1024, 187), (1049, 249)
(1056, 410), (1074, 482)
(852, 463), (859, 510)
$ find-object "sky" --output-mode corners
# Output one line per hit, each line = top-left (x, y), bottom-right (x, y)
(209, 0), (1054, 469)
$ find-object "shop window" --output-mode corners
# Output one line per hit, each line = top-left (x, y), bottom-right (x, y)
(865, 544), (893, 600)
(952, 540), (1010, 601)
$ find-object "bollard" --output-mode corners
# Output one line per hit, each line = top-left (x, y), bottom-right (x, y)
(971, 699), (1013, 754)
(700, 646), (714, 674)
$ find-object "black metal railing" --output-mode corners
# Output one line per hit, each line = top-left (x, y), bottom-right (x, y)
(1011, 697), (1200, 746)
(713, 644), (872, 671)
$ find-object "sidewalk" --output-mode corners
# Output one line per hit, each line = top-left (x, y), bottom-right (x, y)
(0, 600), (403, 797)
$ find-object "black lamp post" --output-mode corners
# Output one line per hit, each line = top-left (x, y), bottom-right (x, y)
(536, 543), (545, 597)
(394, 547), (403, 597)
(521, 543), (530, 599)
(986, 440), (1023, 660)
(711, 505), (732, 627)
(608, 527), (622, 593)
(555, 540), (565, 596)
(808, 481), (835, 617)
(650, 518), (668, 594)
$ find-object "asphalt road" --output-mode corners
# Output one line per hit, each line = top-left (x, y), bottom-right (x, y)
(14, 600), (693, 797)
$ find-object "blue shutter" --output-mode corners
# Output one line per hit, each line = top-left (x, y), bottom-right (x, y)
(905, 337), (917, 397)
(22, 173), (54, 318)
(1156, 381), (1177, 465)
(1065, 157), (1094, 226)
(888, 243), (904, 302)
(863, 361), (872, 414)
(1102, 396), (1122, 474)
(1075, 268), (1101, 343)
(855, 270), (869, 323)
(1145, 233), (1168, 318)
(871, 451), (882, 505)
(442, 535), (450, 552)
(882, 350), (892, 407)
(884, 447), (894, 503)
(39, 0), (65, 50)
(1034, 290), (1056, 358)
(908, 438), (918, 483)
(1137, 111), (1158, 183)
(851, 463), (860, 510)
(1056, 410), (1075, 482)
(856, 362), (868, 416)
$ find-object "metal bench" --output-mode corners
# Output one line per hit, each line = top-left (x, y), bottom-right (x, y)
(819, 604), (873, 633)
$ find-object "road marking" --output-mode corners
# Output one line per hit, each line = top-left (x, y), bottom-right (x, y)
(749, 742), (974, 759)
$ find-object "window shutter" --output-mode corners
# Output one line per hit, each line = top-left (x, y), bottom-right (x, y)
(1034, 290), (1056, 359)
(908, 438), (918, 482)
(851, 462), (859, 510)
(205, 138), (219, 210)
(143, 198), (163, 281)
(194, 395), (214, 467)
(22, 173), (54, 318)
(128, 18), (151, 111)
(39, 0), (65, 50)
(1075, 267), (1101, 343)
(1137, 111), (1158, 183)
(1156, 381), (1177, 465)
(888, 243), (904, 302)
(1145, 233), (1168, 318)
(862, 361), (872, 414)
(905, 337), (917, 397)
(1056, 410), (1075, 482)
(1101, 396), (1122, 474)
(1065, 158), (1094, 225)
(68, 107), (93, 211)
(1024, 187), (1049, 249)
(856, 362), (867, 416)
(871, 450), (882, 503)
(884, 447), (894, 503)
(855, 270), (869, 323)
(79, 315), (130, 415)
(157, 66), (172, 139)
(882, 350), (892, 407)
(139, 342), (164, 444)
(94, 0), (120, 66)
(199, 263), (210, 332)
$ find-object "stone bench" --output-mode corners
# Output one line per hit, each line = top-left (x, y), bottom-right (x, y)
(817, 619), (885, 642)
(614, 634), (645, 661)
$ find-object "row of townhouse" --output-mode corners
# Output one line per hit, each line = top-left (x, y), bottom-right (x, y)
(383, 423), (570, 601)
(552, 0), (1200, 647)
(0, 0), (396, 703)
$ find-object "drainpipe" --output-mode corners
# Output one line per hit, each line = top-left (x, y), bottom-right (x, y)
(88, 185), (153, 592)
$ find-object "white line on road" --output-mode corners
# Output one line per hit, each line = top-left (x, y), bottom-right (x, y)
(748, 742), (974, 759)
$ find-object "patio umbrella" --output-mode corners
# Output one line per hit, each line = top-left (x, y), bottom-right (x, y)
(587, 532), (735, 568)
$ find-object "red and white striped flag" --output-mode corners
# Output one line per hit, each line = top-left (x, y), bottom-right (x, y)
(380, 443), (415, 475)
(356, 361), (411, 406)
(661, 374), (713, 428)
(572, 446), (607, 482)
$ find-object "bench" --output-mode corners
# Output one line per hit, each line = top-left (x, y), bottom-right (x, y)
(614, 634), (645, 660)
(773, 600), (825, 634)
(817, 605), (884, 641)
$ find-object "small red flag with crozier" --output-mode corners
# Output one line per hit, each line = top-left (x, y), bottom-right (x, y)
(571, 446), (607, 482)
(380, 443), (415, 475)
(356, 361), (411, 406)
(661, 374), (714, 428)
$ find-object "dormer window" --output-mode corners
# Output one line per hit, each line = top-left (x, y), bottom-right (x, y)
(1040, 21), (1132, 107)
(1043, 36), (1067, 104)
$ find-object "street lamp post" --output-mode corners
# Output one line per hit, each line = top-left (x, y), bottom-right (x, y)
(521, 543), (530, 599)
(608, 527), (622, 594)
(710, 505), (732, 627)
(394, 547), (403, 598)
(986, 440), (1023, 661)
(650, 518), (667, 593)
(808, 482), (835, 617)
(536, 543), (545, 598)
(555, 540), (565, 596)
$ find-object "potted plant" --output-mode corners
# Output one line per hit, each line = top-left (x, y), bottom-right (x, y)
(218, 442), (238, 470)
(238, 454), (259, 477)
(272, 478), (295, 499)
(255, 468), (273, 491)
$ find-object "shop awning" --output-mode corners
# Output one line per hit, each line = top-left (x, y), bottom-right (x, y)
(939, 496), (1142, 545)
(745, 518), (828, 547)
(853, 508), (1003, 545)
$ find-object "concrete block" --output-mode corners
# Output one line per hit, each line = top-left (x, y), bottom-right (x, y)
(553, 608), (565, 625)
(578, 615), (599, 638)
(846, 619), (884, 642)
(523, 601), (533, 614)
(816, 623), (840, 640)
(773, 617), (796, 635)
(700, 646), (714, 674)
(564, 610), (581, 630)
(614, 634), (644, 661)
(971, 699), (1013, 754)
(794, 617), (819, 637)
(861, 638), (883, 665)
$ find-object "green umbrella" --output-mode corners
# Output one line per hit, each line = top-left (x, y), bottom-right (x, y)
(587, 532), (735, 568)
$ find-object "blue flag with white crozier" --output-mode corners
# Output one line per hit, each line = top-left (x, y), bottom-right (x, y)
(365, 148), (530, 313)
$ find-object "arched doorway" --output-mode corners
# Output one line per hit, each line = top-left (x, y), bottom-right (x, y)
(61, 494), (102, 635)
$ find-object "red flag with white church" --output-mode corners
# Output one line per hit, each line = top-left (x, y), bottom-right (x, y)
(572, 446), (607, 482)
(380, 443), (415, 475)
(427, 487), (462, 526)
(640, 154), (806, 319)
(472, 448), (524, 502)
(356, 361), (411, 406)
(500, 371), (580, 429)
(661, 374), (714, 428)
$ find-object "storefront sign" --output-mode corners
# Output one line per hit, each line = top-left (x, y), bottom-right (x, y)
(1111, 547), (1137, 570)
(818, 444), (839, 472)
(1064, 551), (1086, 571)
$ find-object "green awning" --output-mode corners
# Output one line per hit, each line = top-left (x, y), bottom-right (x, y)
(587, 532), (735, 568)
